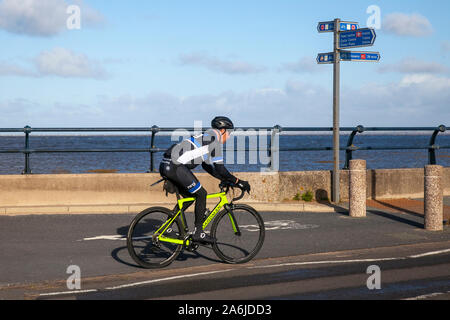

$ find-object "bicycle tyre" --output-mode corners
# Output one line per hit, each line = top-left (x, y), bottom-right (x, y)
(127, 206), (183, 269)
(211, 204), (265, 264)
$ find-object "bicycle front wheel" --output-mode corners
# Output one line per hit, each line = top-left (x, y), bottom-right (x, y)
(211, 204), (265, 264)
(127, 207), (183, 269)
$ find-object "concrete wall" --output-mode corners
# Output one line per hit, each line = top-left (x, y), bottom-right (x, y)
(0, 167), (448, 213)
(279, 168), (450, 202)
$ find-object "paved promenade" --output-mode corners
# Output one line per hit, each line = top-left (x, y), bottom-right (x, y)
(366, 196), (450, 223)
(0, 196), (449, 299)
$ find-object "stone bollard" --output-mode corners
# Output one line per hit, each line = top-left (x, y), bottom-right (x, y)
(349, 160), (367, 218)
(424, 165), (443, 231)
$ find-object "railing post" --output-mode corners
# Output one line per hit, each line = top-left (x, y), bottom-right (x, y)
(424, 165), (443, 231)
(344, 125), (364, 169)
(149, 125), (160, 173)
(22, 126), (32, 175)
(349, 159), (366, 218)
(428, 125), (446, 165)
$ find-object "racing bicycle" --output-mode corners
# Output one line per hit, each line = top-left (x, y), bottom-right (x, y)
(127, 180), (265, 269)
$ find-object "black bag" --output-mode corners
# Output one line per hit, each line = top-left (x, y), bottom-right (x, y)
(163, 179), (178, 196)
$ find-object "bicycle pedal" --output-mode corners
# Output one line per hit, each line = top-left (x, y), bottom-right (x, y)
(186, 238), (199, 252)
(186, 244), (199, 252)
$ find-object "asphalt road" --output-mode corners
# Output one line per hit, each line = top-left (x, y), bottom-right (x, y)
(1, 208), (450, 300)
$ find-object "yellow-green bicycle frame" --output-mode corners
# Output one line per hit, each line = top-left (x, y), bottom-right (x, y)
(156, 191), (238, 246)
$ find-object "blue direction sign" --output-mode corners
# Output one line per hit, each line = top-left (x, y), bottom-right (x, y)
(317, 21), (359, 33)
(317, 21), (334, 33)
(317, 52), (334, 64)
(338, 28), (376, 49)
(339, 22), (359, 31)
(340, 51), (380, 62)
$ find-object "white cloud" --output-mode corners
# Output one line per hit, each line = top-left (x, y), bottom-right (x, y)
(378, 57), (449, 74)
(399, 73), (450, 90)
(0, 0), (66, 36)
(341, 74), (450, 126)
(280, 57), (323, 74)
(89, 73), (450, 127)
(35, 47), (108, 79)
(0, 61), (39, 77)
(178, 52), (266, 75)
(0, 98), (39, 118)
(0, 0), (104, 37)
(0, 98), (105, 127)
(383, 13), (433, 37)
(89, 80), (332, 127)
(2, 75), (450, 127)
(0, 48), (108, 79)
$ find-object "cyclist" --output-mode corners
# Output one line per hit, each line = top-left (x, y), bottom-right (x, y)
(159, 116), (251, 244)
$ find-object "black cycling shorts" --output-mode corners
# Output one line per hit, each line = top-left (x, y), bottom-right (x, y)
(159, 161), (202, 196)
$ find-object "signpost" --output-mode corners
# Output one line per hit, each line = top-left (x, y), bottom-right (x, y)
(317, 19), (380, 204)
(338, 28), (376, 49)
(317, 21), (359, 33)
(340, 51), (380, 62)
(317, 52), (334, 64)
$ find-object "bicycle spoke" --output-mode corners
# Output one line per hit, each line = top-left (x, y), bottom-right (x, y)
(127, 207), (183, 269)
(212, 205), (265, 264)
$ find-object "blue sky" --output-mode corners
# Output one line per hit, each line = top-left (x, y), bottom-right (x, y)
(0, 0), (449, 128)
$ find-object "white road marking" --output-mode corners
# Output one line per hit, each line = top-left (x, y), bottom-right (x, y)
(249, 247), (450, 270)
(38, 247), (450, 297)
(408, 248), (450, 259)
(39, 289), (98, 297)
(262, 220), (319, 231)
(105, 269), (232, 290)
(248, 257), (403, 269)
(38, 270), (232, 297)
(81, 235), (126, 241)
(80, 235), (155, 241)
(403, 291), (450, 300)
(80, 220), (319, 241)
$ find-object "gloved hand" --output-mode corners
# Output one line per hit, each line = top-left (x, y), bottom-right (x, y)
(236, 179), (251, 194)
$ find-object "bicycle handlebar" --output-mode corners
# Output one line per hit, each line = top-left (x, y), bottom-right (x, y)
(219, 182), (246, 202)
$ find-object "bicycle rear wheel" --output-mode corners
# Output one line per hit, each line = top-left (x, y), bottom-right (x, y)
(211, 204), (265, 264)
(127, 207), (183, 269)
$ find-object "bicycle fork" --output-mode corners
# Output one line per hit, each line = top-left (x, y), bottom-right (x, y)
(224, 204), (241, 236)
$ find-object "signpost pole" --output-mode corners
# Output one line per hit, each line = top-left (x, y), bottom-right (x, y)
(332, 18), (341, 204)
(317, 19), (378, 203)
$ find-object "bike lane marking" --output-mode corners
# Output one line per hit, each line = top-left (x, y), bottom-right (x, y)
(79, 220), (320, 241)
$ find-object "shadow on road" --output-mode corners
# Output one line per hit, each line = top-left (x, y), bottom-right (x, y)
(111, 224), (222, 269)
(367, 209), (424, 229)
(314, 189), (425, 229)
(370, 199), (424, 218)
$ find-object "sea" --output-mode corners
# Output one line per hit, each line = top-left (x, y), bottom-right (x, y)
(0, 133), (449, 175)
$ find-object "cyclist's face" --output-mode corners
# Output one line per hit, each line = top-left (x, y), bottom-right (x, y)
(220, 129), (230, 144)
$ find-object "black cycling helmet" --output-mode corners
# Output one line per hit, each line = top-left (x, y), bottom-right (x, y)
(211, 116), (234, 130)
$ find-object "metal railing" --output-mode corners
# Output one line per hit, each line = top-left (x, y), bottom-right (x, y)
(0, 125), (448, 174)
